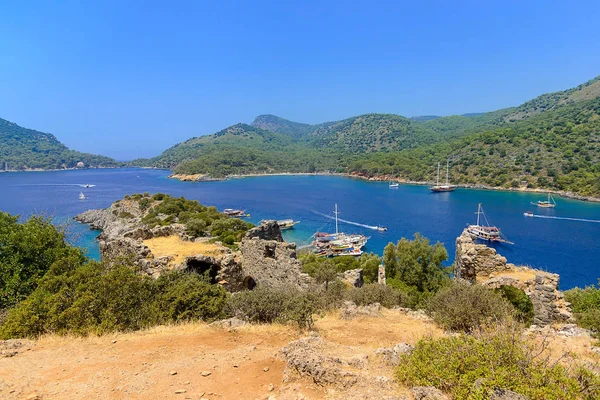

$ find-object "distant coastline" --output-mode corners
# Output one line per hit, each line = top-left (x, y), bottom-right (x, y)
(168, 171), (600, 203)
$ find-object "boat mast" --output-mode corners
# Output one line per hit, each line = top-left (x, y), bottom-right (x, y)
(436, 162), (440, 186)
(445, 160), (449, 185)
(476, 203), (482, 226)
(334, 203), (339, 235)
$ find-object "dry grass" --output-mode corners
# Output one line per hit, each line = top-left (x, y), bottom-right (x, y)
(143, 236), (227, 266)
(477, 268), (538, 283)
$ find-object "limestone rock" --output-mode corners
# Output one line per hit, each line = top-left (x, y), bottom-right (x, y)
(209, 317), (247, 329)
(280, 334), (358, 387)
(490, 388), (528, 400)
(244, 221), (283, 242)
(340, 301), (381, 320)
(411, 386), (449, 400)
(375, 343), (414, 365)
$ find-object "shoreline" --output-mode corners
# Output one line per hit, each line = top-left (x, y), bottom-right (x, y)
(168, 171), (600, 203)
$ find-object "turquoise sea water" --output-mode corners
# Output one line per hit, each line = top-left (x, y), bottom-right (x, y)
(1, 168), (599, 290)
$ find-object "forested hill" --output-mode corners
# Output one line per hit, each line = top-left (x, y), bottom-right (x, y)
(133, 74), (600, 197)
(0, 118), (121, 170)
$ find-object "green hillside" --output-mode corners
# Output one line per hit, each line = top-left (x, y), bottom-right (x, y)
(134, 75), (600, 197)
(0, 118), (121, 170)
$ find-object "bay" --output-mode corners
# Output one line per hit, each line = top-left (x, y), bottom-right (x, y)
(0, 168), (599, 290)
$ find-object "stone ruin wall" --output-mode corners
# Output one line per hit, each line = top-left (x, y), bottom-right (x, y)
(455, 229), (572, 326)
(239, 221), (311, 290)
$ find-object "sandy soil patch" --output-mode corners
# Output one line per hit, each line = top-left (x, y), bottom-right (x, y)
(143, 236), (227, 266)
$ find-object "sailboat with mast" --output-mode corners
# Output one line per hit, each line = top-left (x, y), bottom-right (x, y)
(313, 204), (369, 257)
(532, 193), (556, 208)
(467, 203), (513, 244)
(430, 161), (455, 192)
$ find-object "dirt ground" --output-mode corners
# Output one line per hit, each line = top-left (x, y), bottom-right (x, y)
(0, 309), (596, 400)
(0, 309), (444, 400)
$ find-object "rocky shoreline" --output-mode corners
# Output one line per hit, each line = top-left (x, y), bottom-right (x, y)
(167, 170), (600, 203)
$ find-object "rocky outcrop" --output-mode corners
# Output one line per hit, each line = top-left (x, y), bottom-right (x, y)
(281, 334), (359, 387)
(411, 386), (450, 400)
(455, 229), (573, 326)
(244, 221), (284, 242)
(375, 343), (414, 365)
(454, 229), (509, 281)
(76, 199), (311, 291)
(240, 221), (309, 289)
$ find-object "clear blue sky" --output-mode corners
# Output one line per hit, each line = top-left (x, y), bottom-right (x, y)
(1, 0), (599, 160)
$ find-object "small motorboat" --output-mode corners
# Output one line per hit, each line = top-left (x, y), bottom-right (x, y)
(389, 181), (399, 188)
(223, 208), (249, 217)
(524, 211), (534, 217)
(375, 225), (387, 231)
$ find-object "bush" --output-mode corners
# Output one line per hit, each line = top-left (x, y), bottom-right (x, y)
(156, 271), (229, 322)
(347, 283), (408, 308)
(185, 218), (207, 237)
(0, 260), (230, 338)
(0, 212), (86, 310)
(427, 281), (514, 332)
(396, 325), (600, 399)
(565, 282), (600, 334)
(228, 286), (316, 329)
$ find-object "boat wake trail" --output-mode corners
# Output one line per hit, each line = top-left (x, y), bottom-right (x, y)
(311, 210), (382, 231)
(531, 214), (600, 223)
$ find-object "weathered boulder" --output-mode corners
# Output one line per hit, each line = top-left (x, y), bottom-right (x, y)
(411, 386), (449, 400)
(244, 221), (283, 242)
(340, 301), (381, 320)
(280, 334), (359, 387)
(375, 342), (414, 365)
(490, 388), (529, 400)
(209, 317), (246, 329)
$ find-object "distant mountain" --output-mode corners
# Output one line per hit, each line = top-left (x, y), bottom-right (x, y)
(135, 74), (600, 196)
(0, 118), (121, 170)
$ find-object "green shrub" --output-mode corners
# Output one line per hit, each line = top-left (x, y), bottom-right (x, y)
(495, 285), (534, 326)
(565, 282), (600, 334)
(185, 218), (207, 237)
(0, 212), (86, 310)
(347, 283), (408, 308)
(228, 286), (316, 329)
(0, 260), (230, 338)
(427, 280), (514, 332)
(118, 211), (134, 219)
(156, 272), (229, 322)
(396, 326), (600, 399)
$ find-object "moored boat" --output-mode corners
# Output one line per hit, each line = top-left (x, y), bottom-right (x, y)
(389, 181), (399, 188)
(430, 161), (456, 192)
(467, 203), (513, 244)
(223, 208), (249, 217)
(532, 193), (556, 208)
(277, 219), (299, 229)
(79, 192), (87, 200)
(312, 204), (369, 257)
